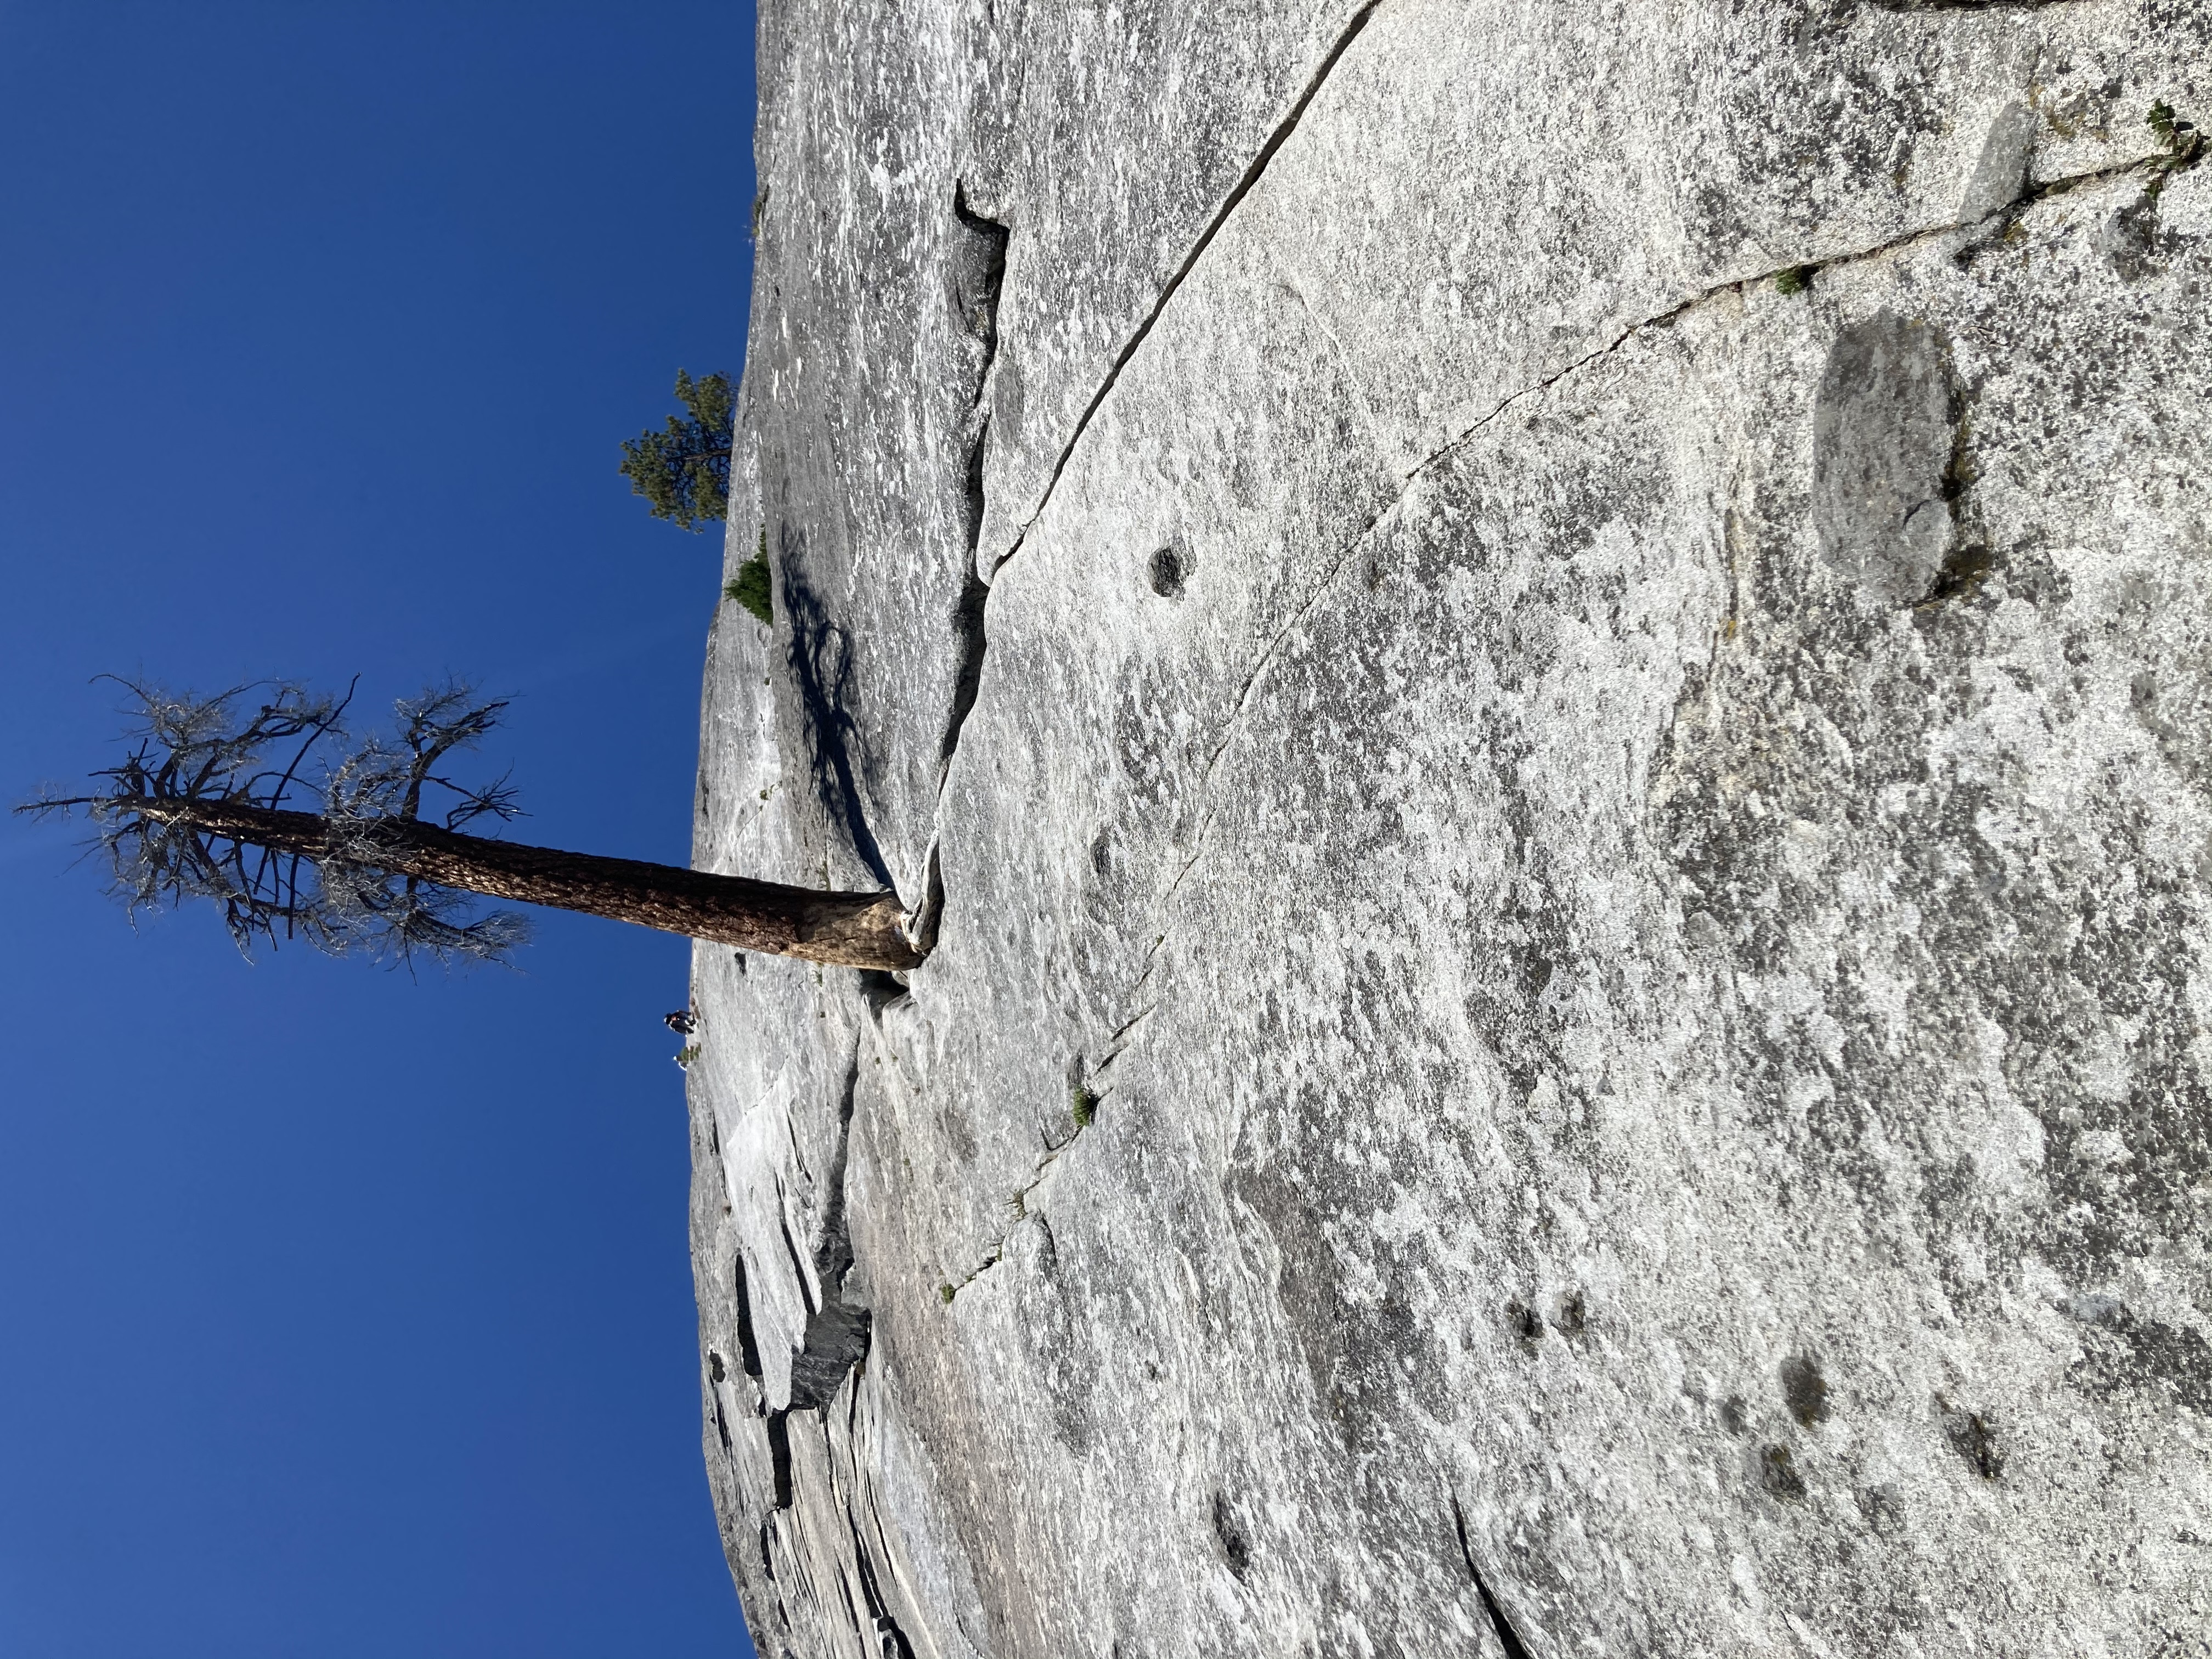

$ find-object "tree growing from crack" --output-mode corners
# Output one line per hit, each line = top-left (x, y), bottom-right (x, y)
(20, 678), (920, 970)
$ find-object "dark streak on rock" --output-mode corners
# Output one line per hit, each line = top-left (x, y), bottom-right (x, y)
(1211, 1493), (1253, 1581)
(1940, 1401), (2007, 1480)
(778, 547), (896, 891)
(766, 1409), (795, 1510)
(732, 1251), (765, 1381)
(787, 1049), (875, 1410)
(1781, 1353), (1832, 1427)
(1451, 1498), (1534, 1659)
(847, 1511), (918, 1658)
(1762, 1444), (1809, 1502)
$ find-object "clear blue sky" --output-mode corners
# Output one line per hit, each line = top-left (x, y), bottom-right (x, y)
(0, 4), (758, 1654)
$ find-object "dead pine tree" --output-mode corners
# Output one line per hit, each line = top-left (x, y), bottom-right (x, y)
(19, 677), (921, 971)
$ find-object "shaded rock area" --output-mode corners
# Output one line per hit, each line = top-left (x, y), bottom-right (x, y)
(687, 2), (2212, 1654)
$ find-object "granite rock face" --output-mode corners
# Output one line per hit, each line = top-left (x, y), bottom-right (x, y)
(688, 3), (2212, 1654)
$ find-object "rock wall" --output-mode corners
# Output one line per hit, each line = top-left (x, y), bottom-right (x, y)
(686, 4), (2212, 1654)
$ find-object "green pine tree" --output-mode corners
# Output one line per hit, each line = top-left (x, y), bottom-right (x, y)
(619, 369), (734, 531)
(724, 529), (774, 624)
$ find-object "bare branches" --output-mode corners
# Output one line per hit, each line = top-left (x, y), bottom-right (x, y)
(22, 672), (927, 972)
(18, 676), (530, 968)
(323, 678), (525, 838)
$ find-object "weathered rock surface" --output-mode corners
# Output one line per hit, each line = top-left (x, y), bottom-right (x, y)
(690, 3), (2212, 1654)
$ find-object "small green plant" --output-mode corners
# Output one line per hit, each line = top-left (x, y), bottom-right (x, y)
(1773, 265), (1814, 297)
(1071, 1083), (1096, 1127)
(938, 1282), (955, 1305)
(2147, 100), (2205, 196)
(2150, 99), (2190, 150)
(674, 1043), (702, 1069)
(620, 369), (733, 531)
(725, 529), (773, 624)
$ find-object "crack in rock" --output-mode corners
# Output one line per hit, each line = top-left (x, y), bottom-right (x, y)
(845, 1509), (917, 1659)
(943, 1101), (1102, 1299)
(1452, 1498), (1534, 1659)
(915, 2), (1385, 939)
(990, 0), (1384, 579)
(786, 1048), (874, 1411)
(1130, 146), (2180, 966)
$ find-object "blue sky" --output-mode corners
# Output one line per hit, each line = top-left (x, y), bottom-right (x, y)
(0, 4), (757, 1653)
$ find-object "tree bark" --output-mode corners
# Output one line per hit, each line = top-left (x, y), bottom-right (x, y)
(131, 797), (922, 970)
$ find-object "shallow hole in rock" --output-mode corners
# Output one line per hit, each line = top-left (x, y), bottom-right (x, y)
(1147, 545), (1189, 598)
(1760, 1444), (1807, 1502)
(1211, 1493), (1252, 1579)
(1780, 1353), (1831, 1427)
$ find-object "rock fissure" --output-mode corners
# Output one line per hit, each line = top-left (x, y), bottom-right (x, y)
(1451, 1499), (1533, 1659)
(944, 1119), (1097, 1299)
(1090, 1008), (1155, 1081)
(915, 0), (1387, 923)
(922, 11), (2134, 974)
(913, 188), (1013, 946)
(785, 1049), (875, 1411)
(989, 0), (1385, 580)
(1965, 147), (2199, 262)
(845, 1510), (918, 1659)
(773, 1185), (816, 1312)
(1131, 149), (2167, 969)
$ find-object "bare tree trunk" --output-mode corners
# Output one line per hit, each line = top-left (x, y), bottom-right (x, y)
(133, 798), (921, 970)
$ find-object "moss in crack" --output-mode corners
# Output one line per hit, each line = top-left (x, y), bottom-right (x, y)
(2146, 100), (2205, 200)
(1071, 1082), (1097, 1127)
(1773, 264), (1816, 296)
(1920, 541), (1996, 610)
(1918, 405), (1995, 611)
(938, 1282), (955, 1306)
